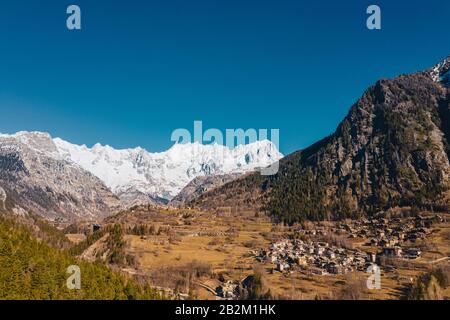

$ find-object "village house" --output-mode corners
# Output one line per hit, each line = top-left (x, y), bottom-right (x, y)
(216, 280), (240, 299)
(404, 248), (422, 259)
(382, 246), (402, 257)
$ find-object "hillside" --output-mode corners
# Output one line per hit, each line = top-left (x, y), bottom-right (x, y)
(0, 215), (161, 300)
(170, 172), (244, 206)
(0, 132), (121, 222)
(191, 56), (450, 224)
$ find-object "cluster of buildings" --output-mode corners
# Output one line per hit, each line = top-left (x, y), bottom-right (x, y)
(255, 214), (445, 276)
(335, 214), (443, 259)
(256, 239), (372, 275)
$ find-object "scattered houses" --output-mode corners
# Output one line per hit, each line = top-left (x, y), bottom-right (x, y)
(334, 215), (442, 247)
(334, 214), (443, 259)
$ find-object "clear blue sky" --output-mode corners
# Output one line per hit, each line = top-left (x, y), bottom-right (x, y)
(0, 0), (448, 154)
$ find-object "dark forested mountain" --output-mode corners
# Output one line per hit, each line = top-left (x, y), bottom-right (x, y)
(191, 56), (450, 224)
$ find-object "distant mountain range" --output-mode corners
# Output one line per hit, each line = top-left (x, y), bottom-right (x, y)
(191, 55), (450, 223)
(0, 131), (282, 221)
(2, 55), (449, 224)
(54, 137), (282, 202)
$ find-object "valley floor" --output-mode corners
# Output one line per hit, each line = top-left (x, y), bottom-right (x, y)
(67, 206), (450, 300)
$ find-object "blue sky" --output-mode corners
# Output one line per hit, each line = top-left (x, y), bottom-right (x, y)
(0, 0), (449, 154)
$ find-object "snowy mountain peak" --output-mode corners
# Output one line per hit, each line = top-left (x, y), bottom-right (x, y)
(0, 131), (60, 158)
(52, 135), (283, 202)
(429, 55), (450, 85)
(1, 131), (282, 204)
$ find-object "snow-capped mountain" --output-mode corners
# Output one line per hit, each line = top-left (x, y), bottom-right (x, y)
(0, 132), (121, 221)
(428, 55), (450, 86)
(54, 137), (283, 203)
(0, 131), (282, 219)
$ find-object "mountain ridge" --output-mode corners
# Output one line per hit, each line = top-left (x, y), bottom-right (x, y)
(190, 55), (450, 223)
(53, 135), (283, 202)
(0, 131), (282, 220)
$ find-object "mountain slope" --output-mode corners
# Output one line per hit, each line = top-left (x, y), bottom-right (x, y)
(0, 132), (121, 222)
(191, 56), (450, 223)
(169, 172), (244, 206)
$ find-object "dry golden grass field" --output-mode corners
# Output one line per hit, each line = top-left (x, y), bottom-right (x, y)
(72, 207), (450, 300)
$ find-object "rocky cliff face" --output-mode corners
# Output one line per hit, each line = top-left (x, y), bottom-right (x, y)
(0, 132), (121, 222)
(191, 56), (450, 223)
(170, 172), (243, 206)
